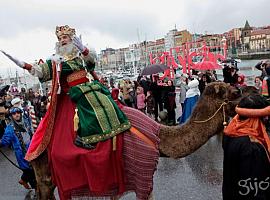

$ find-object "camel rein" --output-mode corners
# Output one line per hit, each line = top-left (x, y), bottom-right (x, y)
(193, 100), (230, 127)
(0, 148), (23, 171)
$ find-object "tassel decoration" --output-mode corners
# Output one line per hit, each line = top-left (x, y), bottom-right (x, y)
(112, 136), (117, 151)
(74, 108), (79, 132)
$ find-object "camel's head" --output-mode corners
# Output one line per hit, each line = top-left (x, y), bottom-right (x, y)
(203, 82), (242, 117)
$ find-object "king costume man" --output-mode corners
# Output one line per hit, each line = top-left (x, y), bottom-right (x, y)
(1, 25), (133, 199)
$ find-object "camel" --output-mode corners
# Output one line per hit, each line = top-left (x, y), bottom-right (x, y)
(30, 82), (245, 200)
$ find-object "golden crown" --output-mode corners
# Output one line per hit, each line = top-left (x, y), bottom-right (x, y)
(55, 25), (76, 38)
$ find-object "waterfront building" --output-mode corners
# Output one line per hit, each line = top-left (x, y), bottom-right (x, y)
(249, 28), (270, 51)
(200, 34), (224, 47)
(98, 48), (116, 70)
(192, 33), (203, 42)
(224, 28), (242, 51)
(124, 44), (141, 72)
(241, 20), (253, 52)
(165, 29), (177, 52)
(137, 41), (149, 68)
(145, 39), (165, 65)
(107, 52), (117, 70)
(174, 30), (192, 46)
(146, 38), (165, 55)
(115, 48), (126, 69)
(155, 38), (165, 53)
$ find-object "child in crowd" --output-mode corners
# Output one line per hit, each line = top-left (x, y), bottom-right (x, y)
(136, 86), (145, 113)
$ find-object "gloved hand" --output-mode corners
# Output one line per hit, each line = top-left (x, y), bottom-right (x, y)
(72, 35), (86, 52)
(0, 50), (25, 68)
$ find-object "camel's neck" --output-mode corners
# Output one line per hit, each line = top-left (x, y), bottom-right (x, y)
(159, 97), (225, 158)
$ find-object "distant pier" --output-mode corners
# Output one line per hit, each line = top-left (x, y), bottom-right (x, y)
(237, 51), (270, 60)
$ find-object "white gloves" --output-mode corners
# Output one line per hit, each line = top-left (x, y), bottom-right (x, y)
(1, 50), (25, 68)
(73, 36), (86, 52)
(29, 64), (43, 78)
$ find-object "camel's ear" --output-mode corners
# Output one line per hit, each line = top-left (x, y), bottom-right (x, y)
(214, 84), (227, 98)
(214, 85), (220, 94)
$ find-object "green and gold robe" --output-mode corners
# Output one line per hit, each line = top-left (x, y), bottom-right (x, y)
(38, 53), (130, 148)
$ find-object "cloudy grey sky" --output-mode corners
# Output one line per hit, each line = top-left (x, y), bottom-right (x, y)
(0, 0), (269, 76)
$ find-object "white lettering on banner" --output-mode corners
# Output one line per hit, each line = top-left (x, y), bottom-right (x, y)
(238, 177), (270, 196)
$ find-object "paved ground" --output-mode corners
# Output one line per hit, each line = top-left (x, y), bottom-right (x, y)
(0, 147), (31, 200)
(0, 134), (223, 200)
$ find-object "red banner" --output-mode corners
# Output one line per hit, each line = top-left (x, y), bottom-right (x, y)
(149, 41), (227, 79)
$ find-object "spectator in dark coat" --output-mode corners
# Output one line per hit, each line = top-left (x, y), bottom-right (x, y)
(164, 80), (176, 125)
(199, 74), (211, 94)
(145, 91), (155, 119)
(151, 75), (164, 121)
(223, 65), (238, 85)
(255, 60), (269, 80)
(139, 76), (150, 96)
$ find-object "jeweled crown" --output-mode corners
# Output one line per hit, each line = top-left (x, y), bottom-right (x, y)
(55, 25), (76, 38)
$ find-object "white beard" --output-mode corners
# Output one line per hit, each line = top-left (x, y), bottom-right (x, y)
(55, 42), (80, 61)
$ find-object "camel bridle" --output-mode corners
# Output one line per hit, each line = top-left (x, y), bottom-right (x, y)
(193, 100), (229, 127)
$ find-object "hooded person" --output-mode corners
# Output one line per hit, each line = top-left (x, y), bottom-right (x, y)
(0, 107), (36, 190)
(235, 74), (247, 88)
(179, 79), (200, 124)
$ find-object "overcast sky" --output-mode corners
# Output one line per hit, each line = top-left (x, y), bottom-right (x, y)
(0, 0), (269, 77)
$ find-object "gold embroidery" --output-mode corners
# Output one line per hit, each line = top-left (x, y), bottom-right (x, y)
(67, 70), (87, 83)
(66, 58), (84, 70)
(25, 61), (60, 161)
(78, 84), (121, 132)
(79, 121), (131, 144)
